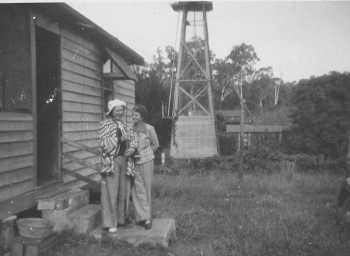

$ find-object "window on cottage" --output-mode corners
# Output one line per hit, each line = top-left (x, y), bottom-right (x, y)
(0, 71), (31, 113)
(102, 58), (114, 116)
(103, 59), (112, 74)
(0, 10), (32, 113)
(102, 80), (113, 114)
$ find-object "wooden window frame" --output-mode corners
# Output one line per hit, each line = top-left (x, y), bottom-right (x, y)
(102, 79), (113, 117)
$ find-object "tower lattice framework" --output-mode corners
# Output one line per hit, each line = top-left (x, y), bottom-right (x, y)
(170, 1), (218, 158)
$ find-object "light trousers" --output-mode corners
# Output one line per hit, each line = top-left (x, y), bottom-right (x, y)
(101, 156), (130, 228)
(132, 160), (154, 221)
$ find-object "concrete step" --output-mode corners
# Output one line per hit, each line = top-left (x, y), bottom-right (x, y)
(40, 190), (89, 232)
(38, 189), (89, 211)
(69, 204), (101, 234)
(90, 218), (176, 247)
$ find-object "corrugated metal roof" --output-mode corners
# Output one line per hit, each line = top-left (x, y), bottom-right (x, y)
(226, 124), (289, 133)
(26, 3), (144, 65)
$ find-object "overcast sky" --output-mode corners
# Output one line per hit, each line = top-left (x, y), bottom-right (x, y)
(66, 1), (350, 82)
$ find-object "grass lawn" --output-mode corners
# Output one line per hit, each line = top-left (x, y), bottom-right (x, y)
(48, 168), (350, 256)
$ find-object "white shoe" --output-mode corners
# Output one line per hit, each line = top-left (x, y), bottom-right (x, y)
(108, 227), (117, 233)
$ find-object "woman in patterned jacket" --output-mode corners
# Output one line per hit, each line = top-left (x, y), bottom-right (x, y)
(98, 99), (132, 233)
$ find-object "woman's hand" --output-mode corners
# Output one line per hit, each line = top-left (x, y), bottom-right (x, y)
(125, 148), (135, 157)
(120, 134), (128, 142)
(139, 137), (151, 150)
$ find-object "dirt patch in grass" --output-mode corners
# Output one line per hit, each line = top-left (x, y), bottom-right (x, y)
(48, 169), (350, 256)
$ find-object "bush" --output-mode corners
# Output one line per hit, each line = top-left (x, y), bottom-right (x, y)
(241, 145), (282, 173)
(289, 72), (350, 159)
(218, 134), (238, 155)
(293, 153), (319, 172)
(278, 153), (348, 173)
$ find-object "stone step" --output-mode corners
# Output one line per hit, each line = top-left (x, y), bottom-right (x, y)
(69, 204), (101, 234)
(38, 189), (89, 211)
(41, 190), (89, 232)
(90, 218), (176, 247)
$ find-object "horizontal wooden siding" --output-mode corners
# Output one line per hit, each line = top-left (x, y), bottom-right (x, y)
(0, 113), (35, 201)
(61, 28), (103, 185)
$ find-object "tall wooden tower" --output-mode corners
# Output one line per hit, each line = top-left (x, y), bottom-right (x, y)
(170, 1), (218, 158)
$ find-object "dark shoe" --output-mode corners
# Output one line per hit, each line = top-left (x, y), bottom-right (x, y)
(117, 222), (126, 228)
(136, 220), (146, 226)
(125, 217), (133, 225)
(144, 220), (152, 230)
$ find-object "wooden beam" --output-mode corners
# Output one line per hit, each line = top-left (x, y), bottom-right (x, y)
(173, 10), (188, 114)
(29, 8), (38, 187)
(179, 58), (194, 79)
(202, 9), (215, 117)
(179, 85), (208, 114)
(178, 86), (209, 115)
(33, 12), (60, 35)
(105, 48), (137, 81)
(183, 43), (208, 79)
(178, 85), (209, 114)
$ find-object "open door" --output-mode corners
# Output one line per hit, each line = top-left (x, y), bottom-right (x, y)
(35, 26), (61, 185)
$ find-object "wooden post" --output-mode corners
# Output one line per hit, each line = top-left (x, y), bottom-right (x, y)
(0, 216), (17, 251)
(173, 10), (187, 116)
(347, 132), (350, 175)
(29, 9), (38, 187)
(202, 9), (214, 118)
(238, 72), (245, 180)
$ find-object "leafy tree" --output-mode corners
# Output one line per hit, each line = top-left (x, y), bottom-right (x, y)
(244, 67), (287, 112)
(212, 43), (260, 108)
(289, 72), (350, 159)
(134, 46), (178, 147)
(226, 43), (260, 76)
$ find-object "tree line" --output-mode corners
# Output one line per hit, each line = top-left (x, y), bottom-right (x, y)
(135, 42), (350, 160)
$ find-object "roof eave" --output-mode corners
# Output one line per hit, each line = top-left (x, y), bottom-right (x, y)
(29, 3), (145, 66)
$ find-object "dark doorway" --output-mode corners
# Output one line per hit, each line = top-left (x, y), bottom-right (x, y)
(36, 26), (61, 185)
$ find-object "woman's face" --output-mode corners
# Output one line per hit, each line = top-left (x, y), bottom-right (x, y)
(132, 111), (142, 123)
(110, 107), (124, 120)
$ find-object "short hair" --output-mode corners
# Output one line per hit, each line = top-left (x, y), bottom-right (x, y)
(133, 104), (148, 120)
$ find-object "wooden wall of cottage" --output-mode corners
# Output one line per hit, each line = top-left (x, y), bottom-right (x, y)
(60, 26), (104, 186)
(0, 7), (137, 202)
(0, 7), (36, 201)
(60, 27), (136, 188)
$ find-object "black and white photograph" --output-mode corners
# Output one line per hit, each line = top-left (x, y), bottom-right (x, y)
(0, 1), (350, 255)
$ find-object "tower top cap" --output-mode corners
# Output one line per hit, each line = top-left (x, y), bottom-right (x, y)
(171, 1), (213, 12)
